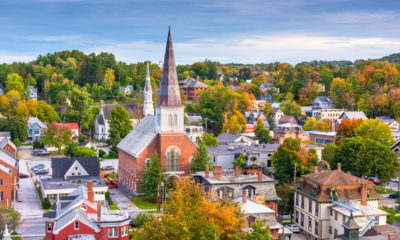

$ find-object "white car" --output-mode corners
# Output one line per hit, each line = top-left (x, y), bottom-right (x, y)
(391, 178), (399, 183)
(286, 224), (301, 233)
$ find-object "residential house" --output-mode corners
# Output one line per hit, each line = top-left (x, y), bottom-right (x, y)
(179, 76), (208, 101)
(40, 157), (108, 204)
(376, 117), (400, 132)
(217, 133), (255, 146)
(185, 113), (203, 126)
(26, 86), (38, 100)
(273, 123), (308, 144)
(259, 83), (279, 94)
(336, 111), (368, 129)
(250, 99), (267, 111)
(185, 126), (204, 143)
(245, 111), (270, 134)
(0, 148), (18, 207)
(94, 102), (143, 140)
(118, 85), (134, 95)
(294, 161), (389, 240)
(311, 96), (335, 110)
(278, 115), (298, 125)
(193, 166), (281, 238)
(306, 131), (336, 145)
(271, 108), (284, 126)
(54, 123), (80, 138)
(0, 138), (17, 157)
(28, 117), (47, 141)
(44, 182), (130, 240)
(117, 30), (198, 193)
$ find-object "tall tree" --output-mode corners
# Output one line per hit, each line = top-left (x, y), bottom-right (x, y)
(64, 87), (93, 131)
(140, 153), (165, 202)
(42, 124), (73, 152)
(190, 139), (211, 172)
(108, 105), (132, 154)
(254, 118), (273, 144)
(332, 137), (399, 184)
(103, 68), (115, 91)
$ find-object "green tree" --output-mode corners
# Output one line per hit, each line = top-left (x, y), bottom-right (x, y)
(322, 143), (337, 166)
(41, 198), (51, 209)
(254, 118), (273, 144)
(276, 184), (294, 217)
(65, 87), (94, 131)
(68, 145), (96, 157)
(332, 137), (399, 184)
(355, 119), (395, 146)
(190, 139), (211, 172)
(280, 93), (301, 118)
(272, 138), (318, 184)
(242, 221), (273, 240)
(232, 153), (245, 168)
(140, 153), (165, 202)
(191, 62), (209, 80)
(201, 133), (218, 146)
(5, 73), (24, 95)
(104, 68), (115, 91)
(0, 117), (28, 142)
(42, 124), (73, 152)
(108, 105), (132, 155)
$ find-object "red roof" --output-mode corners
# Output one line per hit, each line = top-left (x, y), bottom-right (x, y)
(54, 123), (79, 130)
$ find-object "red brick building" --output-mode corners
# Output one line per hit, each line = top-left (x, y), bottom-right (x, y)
(179, 76), (208, 102)
(0, 138), (17, 157)
(117, 29), (197, 192)
(44, 182), (130, 240)
(0, 148), (18, 207)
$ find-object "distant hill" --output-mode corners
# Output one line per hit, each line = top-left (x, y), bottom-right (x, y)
(379, 53), (400, 63)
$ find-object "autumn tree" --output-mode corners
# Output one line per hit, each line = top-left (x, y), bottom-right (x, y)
(303, 117), (329, 132)
(103, 68), (115, 91)
(190, 139), (211, 172)
(0, 207), (22, 235)
(42, 124), (73, 152)
(280, 93), (301, 118)
(355, 119), (395, 146)
(335, 119), (362, 144)
(5, 73), (24, 96)
(222, 110), (246, 134)
(272, 138), (318, 184)
(135, 177), (244, 240)
(254, 118), (273, 144)
(332, 137), (399, 184)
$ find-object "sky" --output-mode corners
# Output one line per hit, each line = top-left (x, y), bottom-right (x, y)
(0, 0), (400, 64)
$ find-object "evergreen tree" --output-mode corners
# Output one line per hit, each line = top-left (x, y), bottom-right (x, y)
(140, 153), (164, 201)
(254, 118), (273, 144)
(190, 139), (211, 172)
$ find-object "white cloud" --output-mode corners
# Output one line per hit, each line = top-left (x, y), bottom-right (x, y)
(90, 33), (400, 64)
(0, 55), (36, 63)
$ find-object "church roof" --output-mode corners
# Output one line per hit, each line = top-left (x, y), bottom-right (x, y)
(117, 115), (157, 157)
(157, 28), (183, 107)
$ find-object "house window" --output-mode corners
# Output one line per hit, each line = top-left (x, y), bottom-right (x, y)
(308, 217), (312, 231)
(314, 221), (318, 235)
(108, 228), (118, 237)
(0, 179), (3, 185)
(335, 211), (338, 221)
(334, 229), (338, 237)
(329, 226), (332, 235)
(47, 223), (52, 232)
(243, 185), (256, 197)
(315, 203), (319, 217)
(309, 200), (312, 213)
(295, 210), (299, 223)
(145, 159), (151, 169)
(166, 147), (179, 172)
(74, 221), (79, 230)
(80, 205), (87, 211)
(247, 216), (256, 228)
(173, 114), (178, 127)
(0, 191), (3, 200)
(122, 226), (128, 236)
(301, 195), (304, 209)
(330, 208), (333, 216)
(343, 215), (346, 223)
(168, 114), (172, 126)
(295, 193), (299, 206)
(300, 213), (304, 227)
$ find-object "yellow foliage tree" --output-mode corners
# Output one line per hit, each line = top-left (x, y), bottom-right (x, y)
(134, 177), (244, 240)
(104, 68), (115, 91)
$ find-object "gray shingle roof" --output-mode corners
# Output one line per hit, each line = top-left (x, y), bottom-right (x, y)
(180, 78), (208, 88)
(28, 117), (47, 129)
(117, 115), (157, 157)
(0, 148), (18, 168)
(51, 157), (99, 178)
(217, 133), (241, 143)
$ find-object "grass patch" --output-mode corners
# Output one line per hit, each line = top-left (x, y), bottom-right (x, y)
(105, 192), (120, 210)
(109, 203), (120, 210)
(374, 185), (397, 194)
(131, 197), (157, 210)
(394, 215), (400, 222)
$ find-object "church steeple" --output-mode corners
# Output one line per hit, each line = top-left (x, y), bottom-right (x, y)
(155, 28), (184, 134)
(143, 62), (154, 116)
(157, 27), (183, 107)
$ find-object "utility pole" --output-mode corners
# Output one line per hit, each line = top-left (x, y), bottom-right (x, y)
(293, 163), (297, 183)
(156, 174), (161, 212)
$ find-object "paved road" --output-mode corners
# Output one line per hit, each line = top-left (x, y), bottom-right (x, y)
(109, 188), (139, 211)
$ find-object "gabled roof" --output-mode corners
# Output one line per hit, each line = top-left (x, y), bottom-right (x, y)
(278, 115), (297, 124)
(339, 111), (368, 120)
(117, 115), (157, 157)
(54, 123), (79, 130)
(51, 157), (99, 178)
(0, 138), (16, 151)
(53, 208), (100, 234)
(234, 197), (275, 214)
(0, 148), (18, 168)
(271, 108), (283, 115)
(28, 117), (47, 129)
(180, 78), (208, 88)
(217, 133), (241, 143)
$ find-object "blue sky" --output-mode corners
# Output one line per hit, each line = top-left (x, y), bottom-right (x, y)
(0, 0), (400, 64)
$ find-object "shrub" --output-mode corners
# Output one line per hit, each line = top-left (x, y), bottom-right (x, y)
(78, 134), (88, 143)
(33, 141), (44, 149)
(42, 197), (51, 210)
(132, 213), (152, 228)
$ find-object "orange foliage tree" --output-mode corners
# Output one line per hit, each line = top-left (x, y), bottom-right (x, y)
(335, 119), (362, 144)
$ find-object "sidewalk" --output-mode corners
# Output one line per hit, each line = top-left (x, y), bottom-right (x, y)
(108, 188), (139, 211)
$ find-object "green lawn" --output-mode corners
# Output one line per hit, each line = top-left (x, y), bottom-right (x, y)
(131, 197), (157, 209)
(109, 203), (120, 210)
(374, 185), (397, 194)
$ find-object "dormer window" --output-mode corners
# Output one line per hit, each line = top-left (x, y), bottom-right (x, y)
(74, 221), (79, 230)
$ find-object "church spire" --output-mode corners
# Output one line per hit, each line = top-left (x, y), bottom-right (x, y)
(157, 27), (183, 107)
(143, 61), (154, 116)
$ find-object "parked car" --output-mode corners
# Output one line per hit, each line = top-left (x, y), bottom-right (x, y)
(389, 193), (399, 199)
(391, 178), (399, 183)
(286, 224), (301, 233)
(101, 165), (114, 171)
(369, 177), (381, 185)
(35, 150), (50, 156)
(19, 173), (29, 178)
(31, 164), (45, 171)
(35, 169), (49, 175)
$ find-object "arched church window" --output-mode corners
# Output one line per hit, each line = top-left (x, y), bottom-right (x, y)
(145, 158), (151, 170)
(166, 147), (179, 172)
(173, 114), (178, 126)
(168, 114), (172, 126)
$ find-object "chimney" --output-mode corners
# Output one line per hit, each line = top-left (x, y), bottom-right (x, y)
(87, 181), (94, 203)
(235, 165), (240, 176)
(205, 165), (209, 178)
(388, 234), (394, 240)
(257, 168), (263, 181)
(337, 163), (342, 172)
(196, 75), (200, 81)
(97, 203), (102, 220)
(242, 190), (247, 204)
(213, 165), (222, 179)
(361, 183), (367, 206)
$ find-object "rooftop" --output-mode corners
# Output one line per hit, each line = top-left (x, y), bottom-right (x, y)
(193, 170), (275, 185)
(40, 176), (107, 191)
